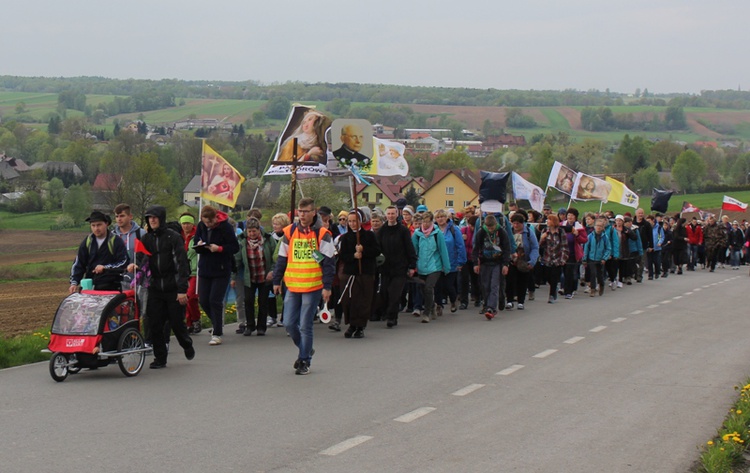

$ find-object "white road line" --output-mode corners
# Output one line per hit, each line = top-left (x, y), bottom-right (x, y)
(646, 304), (660, 309)
(703, 285), (711, 288)
(630, 310), (644, 315)
(533, 349), (558, 359)
(564, 336), (585, 344)
(320, 436), (373, 456)
(590, 326), (607, 333)
(612, 317), (626, 323)
(710, 283), (718, 286)
(673, 296), (682, 300)
(452, 384), (485, 397)
(694, 288), (702, 292)
(660, 300), (672, 304)
(394, 407), (436, 423)
(496, 364), (525, 376)
(684, 292), (693, 295)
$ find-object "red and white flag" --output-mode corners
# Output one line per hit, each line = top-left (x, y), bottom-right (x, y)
(722, 195), (748, 212)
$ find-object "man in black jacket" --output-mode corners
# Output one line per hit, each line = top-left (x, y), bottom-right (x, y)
(376, 206), (417, 328)
(129, 205), (194, 369)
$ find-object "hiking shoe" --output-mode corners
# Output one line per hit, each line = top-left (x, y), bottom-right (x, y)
(184, 346), (195, 361)
(149, 360), (167, 369)
(386, 319), (397, 328)
(412, 309), (421, 317)
(328, 321), (341, 332)
(344, 326), (357, 338)
(484, 309), (495, 320)
(564, 294), (573, 300)
(235, 324), (245, 334)
(589, 288), (596, 297)
(208, 336), (222, 346)
(293, 348), (315, 369)
(616, 281), (623, 288)
(192, 321), (202, 334)
(459, 303), (468, 310)
(450, 301), (458, 313)
(243, 327), (254, 336)
(584, 286), (591, 293)
(353, 328), (364, 339)
(421, 314), (430, 323)
(295, 360), (310, 375)
(266, 317), (276, 326)
(517, 303), (525, 310)
(528, 292), (535, 301)
(599, 285), (605, 296)
(548, 296), (556, 304)
(436, 305), (443, 317)
(505, 302), (514, 310)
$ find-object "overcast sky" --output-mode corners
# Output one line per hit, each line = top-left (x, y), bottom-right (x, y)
(2, 0), (747, 95)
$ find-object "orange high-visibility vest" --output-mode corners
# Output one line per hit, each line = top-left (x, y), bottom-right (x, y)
(283, 224), (329, 293)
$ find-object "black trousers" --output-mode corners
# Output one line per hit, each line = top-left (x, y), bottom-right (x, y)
(244, 282), (270, 333)
(380, 274), (407, 322)
(148, 289), (192, 364)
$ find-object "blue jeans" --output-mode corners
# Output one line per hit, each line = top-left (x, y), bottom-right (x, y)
(688, 244), (700, 269)
(283, 289), (321, 364)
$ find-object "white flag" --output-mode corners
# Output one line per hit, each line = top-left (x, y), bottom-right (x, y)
(546, 161), (577, 196)
(512, 172), (546, 213)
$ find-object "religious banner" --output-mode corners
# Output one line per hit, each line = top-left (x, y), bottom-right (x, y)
(546, 161), (577, 196)
(572, 173), (612, 202)
(511, 172), (545, 213)
(264, 105), (333, 177)
(201, 142), (245, 208)
(373, 137), (408, 176)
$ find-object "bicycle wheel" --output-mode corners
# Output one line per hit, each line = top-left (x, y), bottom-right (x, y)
(117, 328), (145, 377)
(49, 352), (69, 382)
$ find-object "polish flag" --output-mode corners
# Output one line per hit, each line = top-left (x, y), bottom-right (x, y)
(722, 195), (748, 212)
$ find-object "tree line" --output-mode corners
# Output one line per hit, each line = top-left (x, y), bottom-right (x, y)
(3, 75), (750, 109)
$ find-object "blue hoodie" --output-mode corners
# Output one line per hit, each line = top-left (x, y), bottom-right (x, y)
(412, 225), (451, 275)
(441, 220), (467, 271)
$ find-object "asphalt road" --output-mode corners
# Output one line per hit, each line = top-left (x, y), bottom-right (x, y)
(2, 269), (748, 473)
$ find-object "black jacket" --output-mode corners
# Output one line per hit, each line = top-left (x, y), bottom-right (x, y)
(138, 206), (190, 293)
(339, 228), (381, 276)
(192, 210), (239, 278)
(376, 222), (416, 277)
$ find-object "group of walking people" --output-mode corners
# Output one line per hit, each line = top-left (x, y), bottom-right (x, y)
(68, 198), (750, 376)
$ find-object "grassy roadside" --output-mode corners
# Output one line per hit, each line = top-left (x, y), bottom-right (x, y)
(697, 379), (750, 472)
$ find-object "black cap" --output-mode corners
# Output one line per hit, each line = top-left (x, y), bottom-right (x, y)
(86, 211), (111, 225)
(318, 206), (332, 216)
(395, 197), (407, 209)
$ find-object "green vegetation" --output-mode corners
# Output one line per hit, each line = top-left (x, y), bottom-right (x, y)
(0, 329), (50, 369)
(0, 210), (77, 230)
(699, 380), (750, 473)
(559, 191), (750, 216)
(0, 261), (72, 283)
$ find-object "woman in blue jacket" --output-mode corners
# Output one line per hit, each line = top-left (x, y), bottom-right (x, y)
(434, 209), (466, 314)
(412, 211), (451, 323)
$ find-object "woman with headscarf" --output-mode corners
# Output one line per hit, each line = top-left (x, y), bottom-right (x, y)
(338, 209), (381, 338)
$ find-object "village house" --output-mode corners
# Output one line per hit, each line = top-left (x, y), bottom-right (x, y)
(421, 169), (481, 212)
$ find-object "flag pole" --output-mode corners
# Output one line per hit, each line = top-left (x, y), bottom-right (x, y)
(350, 174), (362, 274)
(598, 201), (603, 214)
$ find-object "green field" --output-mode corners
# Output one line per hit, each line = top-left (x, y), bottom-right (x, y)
(3, 87), (750, 144)
(0, 210), (80, 231)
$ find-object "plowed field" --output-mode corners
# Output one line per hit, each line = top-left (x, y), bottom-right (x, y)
(0, 230), (86, 337)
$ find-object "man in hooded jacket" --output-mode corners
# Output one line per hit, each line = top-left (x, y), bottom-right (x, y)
(129, 205), (194, 369)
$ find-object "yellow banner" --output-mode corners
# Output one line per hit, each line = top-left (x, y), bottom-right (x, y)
(201, 142), (245, 208)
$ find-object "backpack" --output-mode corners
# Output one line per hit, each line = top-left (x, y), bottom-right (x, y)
(481, 226), (503, 261)
(85, 234), (116, 255)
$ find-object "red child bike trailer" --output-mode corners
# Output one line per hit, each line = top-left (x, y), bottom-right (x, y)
(47, 289), (148, 382)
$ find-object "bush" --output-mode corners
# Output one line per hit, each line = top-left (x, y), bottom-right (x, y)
(50, 214), (77, 230)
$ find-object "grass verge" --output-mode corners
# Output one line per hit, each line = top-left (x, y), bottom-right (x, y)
(0, 262), (71, 282)
(698, 379), (750, 472)
(0, 329), (50, 369)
